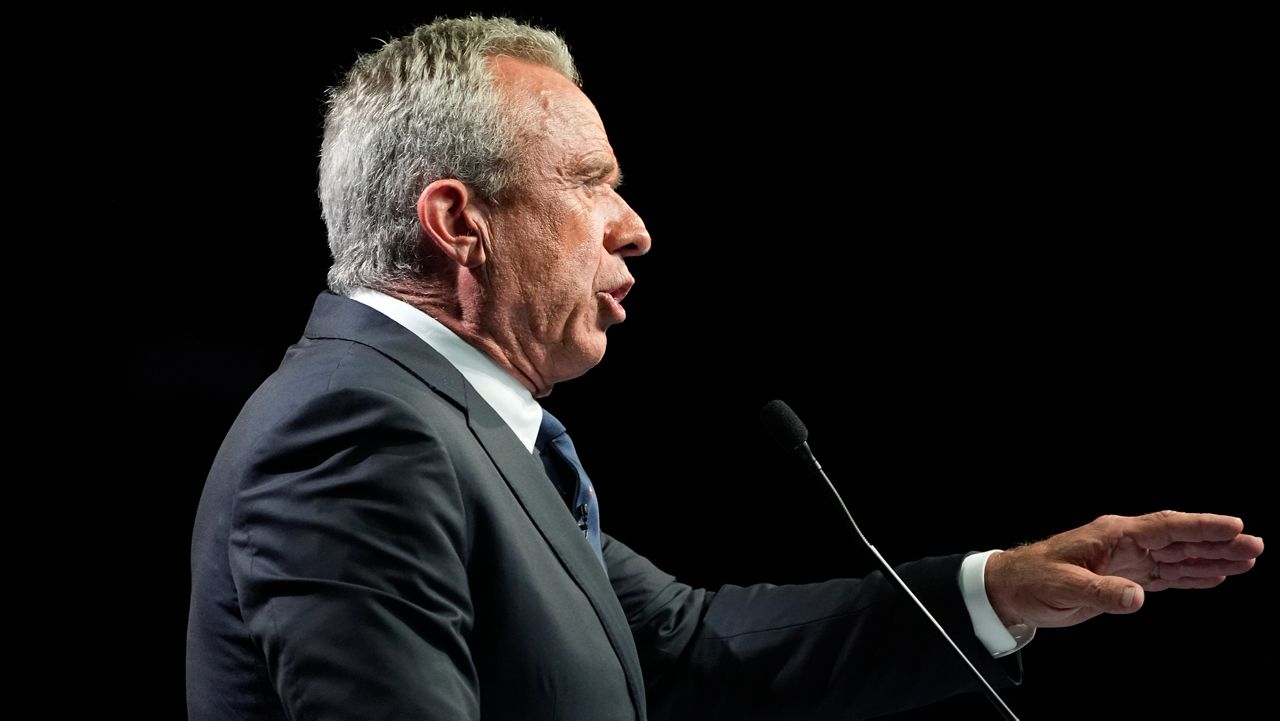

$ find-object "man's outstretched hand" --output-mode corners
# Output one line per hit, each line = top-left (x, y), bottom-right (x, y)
(985, 510), (1263, 629)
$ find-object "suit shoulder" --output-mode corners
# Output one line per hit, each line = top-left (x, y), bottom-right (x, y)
(210, 337), (464, 479)
(236, 335), (451, 422)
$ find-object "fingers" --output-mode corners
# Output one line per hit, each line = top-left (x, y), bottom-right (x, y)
(1076, 559), (1240, 616)
(1150, 534), (1264, 563)
(1074, 568), (1231, 612)
(1152, 557), (1256, 582)
(1113, 511), (1247, 549)
(1144, 575), (1227, 592)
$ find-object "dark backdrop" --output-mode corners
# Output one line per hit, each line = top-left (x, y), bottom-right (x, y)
(133, 7), (1272, 719)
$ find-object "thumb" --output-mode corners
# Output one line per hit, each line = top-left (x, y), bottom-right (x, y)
(1080, 571), (1146, 615)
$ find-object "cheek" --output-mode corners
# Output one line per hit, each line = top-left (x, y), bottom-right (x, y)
(555, 221), (606, 292)
(525, 205), (606, 310)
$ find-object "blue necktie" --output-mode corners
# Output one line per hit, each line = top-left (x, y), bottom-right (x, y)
(535, 410), (605, 570)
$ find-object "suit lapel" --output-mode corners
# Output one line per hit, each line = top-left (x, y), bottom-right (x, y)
(464, 384), (647, 719)
(304, 292), (647, 719)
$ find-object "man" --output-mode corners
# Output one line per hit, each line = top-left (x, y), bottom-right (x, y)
(187, 16), (1262, 720)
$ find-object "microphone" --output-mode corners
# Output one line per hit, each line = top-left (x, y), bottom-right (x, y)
(759, 400), (1020, 721)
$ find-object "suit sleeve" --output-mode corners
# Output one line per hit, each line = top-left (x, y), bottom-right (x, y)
(603, 534), (1021, 720)
(228, 386), (478, 720)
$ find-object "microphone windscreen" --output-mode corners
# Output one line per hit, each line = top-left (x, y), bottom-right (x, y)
(760, 400), (808, 451)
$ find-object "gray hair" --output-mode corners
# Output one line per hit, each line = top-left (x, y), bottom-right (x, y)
(318, 16), (580, 296)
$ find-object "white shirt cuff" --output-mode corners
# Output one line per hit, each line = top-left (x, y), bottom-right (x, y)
(960, 549), (1035, 658)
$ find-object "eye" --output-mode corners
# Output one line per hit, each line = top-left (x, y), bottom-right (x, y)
(583, 175), (620, 195)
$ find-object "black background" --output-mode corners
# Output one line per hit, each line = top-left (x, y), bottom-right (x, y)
(127, 6), (1272, 719)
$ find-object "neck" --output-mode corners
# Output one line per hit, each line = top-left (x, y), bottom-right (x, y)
(379, 279), (556, 399)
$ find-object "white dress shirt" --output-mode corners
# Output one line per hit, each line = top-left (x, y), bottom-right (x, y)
(349, 287), (1033, 658)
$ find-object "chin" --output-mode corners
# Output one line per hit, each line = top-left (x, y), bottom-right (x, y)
(558, 335), (609, 383)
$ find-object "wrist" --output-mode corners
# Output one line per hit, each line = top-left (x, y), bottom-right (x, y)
(985, 549), (1027, 628)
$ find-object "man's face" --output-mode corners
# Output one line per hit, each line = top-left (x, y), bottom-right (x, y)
(481, 56), (651, 392)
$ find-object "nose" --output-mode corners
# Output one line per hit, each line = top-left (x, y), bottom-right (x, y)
(604, 195), (652, 258)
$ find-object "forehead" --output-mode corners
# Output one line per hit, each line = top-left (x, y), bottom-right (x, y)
(488, 55), (614, 168)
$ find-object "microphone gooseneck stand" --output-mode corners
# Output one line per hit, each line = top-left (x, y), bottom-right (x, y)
(759, 400), (1019, 721)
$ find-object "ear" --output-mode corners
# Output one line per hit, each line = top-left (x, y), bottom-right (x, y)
(416, 179), (489, 269)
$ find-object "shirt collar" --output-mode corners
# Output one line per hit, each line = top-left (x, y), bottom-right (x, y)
(348, 288), (544, 453)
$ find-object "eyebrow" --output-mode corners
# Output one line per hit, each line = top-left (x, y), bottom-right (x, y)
(576, 157), (625, 190)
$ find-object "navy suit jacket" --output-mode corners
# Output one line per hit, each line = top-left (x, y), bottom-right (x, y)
(187, 291), (1019, 720)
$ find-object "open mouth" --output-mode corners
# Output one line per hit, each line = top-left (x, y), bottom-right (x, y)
(604, 280), (633, 303)
(597, 279), (633, 322)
